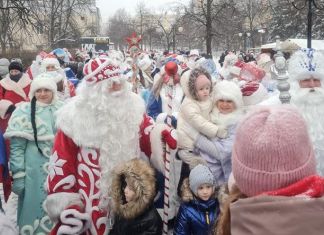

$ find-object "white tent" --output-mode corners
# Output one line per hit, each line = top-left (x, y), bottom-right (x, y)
(261, 39), (324, 52)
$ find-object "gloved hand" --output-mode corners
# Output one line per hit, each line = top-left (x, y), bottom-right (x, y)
(12, 177), (25, 196)
(216, 126), (228, 139)
(56, 206), (91, 235)
(5, 105), (16, 116)
(161, 129), (177, 149)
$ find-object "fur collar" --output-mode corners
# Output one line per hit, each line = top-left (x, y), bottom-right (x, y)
(111, 159), (156, 219)
(0, 74), (31, 99)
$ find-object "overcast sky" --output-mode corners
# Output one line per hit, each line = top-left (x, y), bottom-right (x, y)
(96, 0), (189, 22)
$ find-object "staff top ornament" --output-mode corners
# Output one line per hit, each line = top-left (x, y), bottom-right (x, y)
(125, 32), (142, 56)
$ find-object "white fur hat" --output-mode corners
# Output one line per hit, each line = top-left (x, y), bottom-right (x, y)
(0, 58), (10, 76)
(41, 55), (60, 71)
(288, 48), (324, 81)
(29, 73), (57, 100)
(214, 80), (243, 108)
(189, 49), (199, 57)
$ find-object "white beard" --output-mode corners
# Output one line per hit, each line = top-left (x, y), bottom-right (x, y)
(56, 79), (145, 206)
(291, 85), (324, 174)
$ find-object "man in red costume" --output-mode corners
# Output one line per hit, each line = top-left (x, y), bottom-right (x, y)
(44, 57), (176, 235)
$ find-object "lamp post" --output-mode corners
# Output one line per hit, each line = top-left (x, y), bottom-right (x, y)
(172, 26), (184, 53)
(288, 0), (324, 48)
(258, 28), (266, 47)
(238, 32), (251, 52)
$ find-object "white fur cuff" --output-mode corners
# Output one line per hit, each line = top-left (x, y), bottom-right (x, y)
(0, 99), (13, 119)
(43, 192), (83, 223)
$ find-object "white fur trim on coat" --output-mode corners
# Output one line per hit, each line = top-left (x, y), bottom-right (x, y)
(0, 212), (18, 235)
(150, 123), (171, 174)
(57, 208), (91, 235)
(43, 192), (83, 223)
(0, 99), (13, 119)
(0, 74), (31, 100)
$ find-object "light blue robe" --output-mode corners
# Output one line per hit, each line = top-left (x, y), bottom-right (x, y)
(5, 100), (63, 234)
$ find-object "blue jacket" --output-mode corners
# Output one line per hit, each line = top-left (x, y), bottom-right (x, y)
(146, 93), (162, 120)
(174, 197), (219, 235)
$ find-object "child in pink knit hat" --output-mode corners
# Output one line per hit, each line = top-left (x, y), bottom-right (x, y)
(215, 105), (324, 235)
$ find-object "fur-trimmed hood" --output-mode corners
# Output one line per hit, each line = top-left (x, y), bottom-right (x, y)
(111, 159), (157, 220)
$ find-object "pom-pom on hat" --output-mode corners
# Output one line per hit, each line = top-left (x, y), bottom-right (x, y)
(232, 105), (316, 197)
(241, 81), (268, 106)
(214, 80), (243, 109)
(288, 48), (324, 81)
(189, 164), (215, 195)
(29, 73), (57, 100)
(83, 57), (122, 85)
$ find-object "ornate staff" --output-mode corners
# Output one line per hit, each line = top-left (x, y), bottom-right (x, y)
(162, 61), (178, 235)
(125, 32), (142, 93)
(271, 35), (291, 104)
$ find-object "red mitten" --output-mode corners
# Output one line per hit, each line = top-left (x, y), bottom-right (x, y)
(51, 205), (91, 235)
(161, 129), (177, 149)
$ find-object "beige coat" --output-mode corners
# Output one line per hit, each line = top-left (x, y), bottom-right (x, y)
(230, 195), (324, 235)
(177, 96), (219, 149)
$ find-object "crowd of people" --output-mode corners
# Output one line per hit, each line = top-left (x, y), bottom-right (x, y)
(0, 44), (323, 235)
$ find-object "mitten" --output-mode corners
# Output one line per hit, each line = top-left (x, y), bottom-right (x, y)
(12, 177), (25, 195)
(161, 129), (177, 149)
(216, 126), (228, 139)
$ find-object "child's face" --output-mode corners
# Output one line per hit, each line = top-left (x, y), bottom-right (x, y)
(196, 76), (211, 101)
(197, 183), (214, 201)
(217, 99), (236, 114)
(124, 185), (136, 202)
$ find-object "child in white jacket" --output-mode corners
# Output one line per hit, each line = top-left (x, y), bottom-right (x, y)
(177, 67), (227, 170)
(185, 80), (244, 186)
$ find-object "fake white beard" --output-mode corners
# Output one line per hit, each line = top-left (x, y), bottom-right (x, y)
(74, 79), (144, 208)
(291, 86), (324, 148)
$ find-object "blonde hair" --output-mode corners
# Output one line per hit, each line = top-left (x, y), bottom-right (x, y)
(214, 185), (246, 235)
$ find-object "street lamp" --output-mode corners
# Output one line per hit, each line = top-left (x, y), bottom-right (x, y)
(172, 26), (184, 53)
(238, 32), (251, 52)
(287, 0), (324, 48)
(258, 28), (266, 47)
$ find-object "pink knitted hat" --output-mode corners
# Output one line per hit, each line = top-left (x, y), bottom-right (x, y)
(232, 105), (316, 196)
(195, 74), (211, 89)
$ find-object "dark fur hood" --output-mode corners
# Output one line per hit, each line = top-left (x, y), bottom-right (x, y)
(111, 159), (156, 220)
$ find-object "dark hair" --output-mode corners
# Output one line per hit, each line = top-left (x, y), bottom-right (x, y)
(31, 97), (43, 155)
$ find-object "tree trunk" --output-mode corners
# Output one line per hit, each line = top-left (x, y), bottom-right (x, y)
(206, 0), (213, 56)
